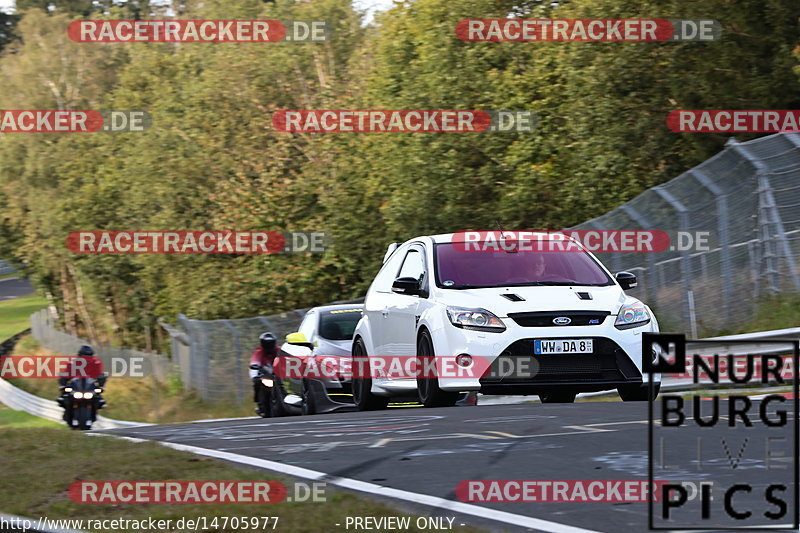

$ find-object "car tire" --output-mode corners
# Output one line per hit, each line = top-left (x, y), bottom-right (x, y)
(352, 338), (389, 411)
(539, 391), (577, 403)
(618, 383), (661, 401)
(301, 379), (316, 415)
(416, 330), (459, 408)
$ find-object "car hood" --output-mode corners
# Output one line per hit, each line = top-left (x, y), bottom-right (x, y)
(438, 285), (627, 317)
(314, 338), (351, 357)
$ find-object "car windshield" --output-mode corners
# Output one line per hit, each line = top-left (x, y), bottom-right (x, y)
(434, 242), (613, 288)
(318, 308), (362, 340)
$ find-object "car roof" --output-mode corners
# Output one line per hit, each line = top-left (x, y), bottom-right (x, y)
(403, 232), (572, 245)
(308, 303), (363, 314)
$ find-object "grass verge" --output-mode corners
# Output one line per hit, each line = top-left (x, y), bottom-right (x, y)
(0, 293), (48, 340)
(0, 404), (63, 428)
(725, 293), (800, 335)
(0, 424), (484, 533)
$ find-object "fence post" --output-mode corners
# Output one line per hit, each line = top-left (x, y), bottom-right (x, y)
(731, 142), (800, 292)
(620, 205), (659, 304)
(690, 169), (732, 323)
(223, 320), (243, 405)
(653, 187), (696, 335)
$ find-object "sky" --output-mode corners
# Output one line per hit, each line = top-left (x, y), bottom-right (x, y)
(0, 0), (398, 22)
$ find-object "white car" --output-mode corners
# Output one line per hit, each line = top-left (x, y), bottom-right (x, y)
(279, 304), (364, 415)
(351, 232), (661, 409)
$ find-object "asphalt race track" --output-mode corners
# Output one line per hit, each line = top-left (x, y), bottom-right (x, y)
(0, 277), (33, 300)
(103, 399), (798, 533)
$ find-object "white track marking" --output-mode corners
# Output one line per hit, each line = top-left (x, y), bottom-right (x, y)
(92, 433), (604, 533)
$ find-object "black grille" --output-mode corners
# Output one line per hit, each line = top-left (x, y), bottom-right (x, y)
(480, 337), (641, 384)
(507, 310), (611, 327)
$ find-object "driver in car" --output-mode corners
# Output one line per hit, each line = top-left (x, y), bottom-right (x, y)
(529, 253), (546, 279)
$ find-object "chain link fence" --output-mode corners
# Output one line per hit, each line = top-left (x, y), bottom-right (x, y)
(569, 132), (800, 336)
(161, 133), (800, 403)
(161, 299), (363, 403)
(30, 309), (173, 383)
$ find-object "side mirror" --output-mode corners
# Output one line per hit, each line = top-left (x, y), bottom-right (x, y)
(285, 332), (315, 351)
(615, 271), (638, 290)
(392, 276), (422, 296)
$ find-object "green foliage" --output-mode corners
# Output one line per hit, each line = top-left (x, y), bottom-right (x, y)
(0, 0), (798, 346)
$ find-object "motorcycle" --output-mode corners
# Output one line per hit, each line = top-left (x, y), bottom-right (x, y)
(57, 374), (107, 430)
(250, 363), (301, 418)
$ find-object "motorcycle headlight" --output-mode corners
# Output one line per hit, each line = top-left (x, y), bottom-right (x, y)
(615, 302), (651, 330)
(73, 392), (84, 399)
(84, 392), (94, 399)
(64, 387), (73, 393)
(446, 306), (506, 332)
(261, 378), (274, 388)
(94, 388), (103, 394)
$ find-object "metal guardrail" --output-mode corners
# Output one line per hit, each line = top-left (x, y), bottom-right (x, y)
(0, 259), (17, 276)
(660, 327), (799, 389)
(0, 378), (150, 429)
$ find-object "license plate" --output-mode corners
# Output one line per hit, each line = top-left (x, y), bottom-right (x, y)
(534, 339), (593, 355)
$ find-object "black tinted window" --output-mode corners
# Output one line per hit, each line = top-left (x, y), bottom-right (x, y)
(318, 308), (362, 340)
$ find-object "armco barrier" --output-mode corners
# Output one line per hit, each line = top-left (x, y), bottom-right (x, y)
(0, 377), (149, 429)
(0, 329), (29, 357)
(659, 326), (800, 389)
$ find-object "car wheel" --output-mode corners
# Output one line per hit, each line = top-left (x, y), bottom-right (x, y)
(618, 383), (660, 401)
(301, 379), (316, 415)
(417, 330), (459, 408)
(352, 338), (389, 411)
(539, 391), (577, 403)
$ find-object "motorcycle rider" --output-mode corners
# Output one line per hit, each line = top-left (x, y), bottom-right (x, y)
(250, 332), (279, 415)
(57, 344), (105, 420)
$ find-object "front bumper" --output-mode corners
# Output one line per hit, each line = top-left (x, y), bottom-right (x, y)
(295, 377), (357, 414)
(435, 318), (660, 394)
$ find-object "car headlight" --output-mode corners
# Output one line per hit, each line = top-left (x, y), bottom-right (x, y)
(446, 306), (506, 332)
(615, 302), (651, 330)
(261, 378), (274, 388)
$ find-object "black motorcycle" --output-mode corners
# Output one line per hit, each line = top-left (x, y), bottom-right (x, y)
(251, 363), (301, 418)
(57, 374), (107, 430)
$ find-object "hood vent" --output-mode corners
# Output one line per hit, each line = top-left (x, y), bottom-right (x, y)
(501, 293), (525, 302)
(576, 291), (592, 300)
